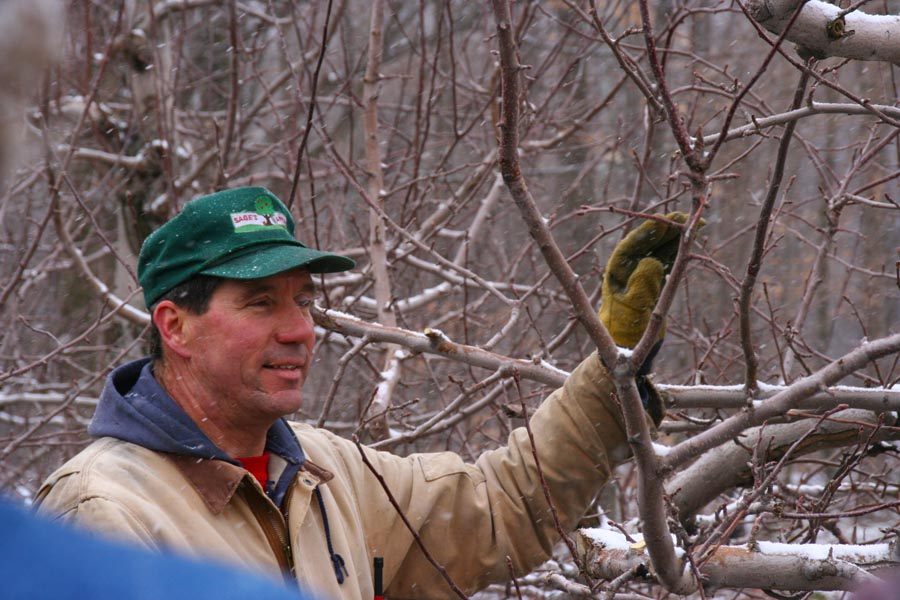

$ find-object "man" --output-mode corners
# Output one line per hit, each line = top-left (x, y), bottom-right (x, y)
(36, 186), (668, 600)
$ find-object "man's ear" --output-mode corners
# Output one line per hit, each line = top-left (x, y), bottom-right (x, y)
(153, 301), (193, 359)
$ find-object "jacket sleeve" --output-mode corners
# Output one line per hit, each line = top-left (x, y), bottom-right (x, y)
(328, 353), (649, 600)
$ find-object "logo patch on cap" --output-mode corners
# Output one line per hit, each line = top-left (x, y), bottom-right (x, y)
(231, 195), (288, 232)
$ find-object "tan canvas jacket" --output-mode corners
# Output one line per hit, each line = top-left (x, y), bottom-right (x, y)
(35, 354), (639, 600)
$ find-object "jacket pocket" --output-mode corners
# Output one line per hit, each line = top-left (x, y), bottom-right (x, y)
(416, 453), (486, 485)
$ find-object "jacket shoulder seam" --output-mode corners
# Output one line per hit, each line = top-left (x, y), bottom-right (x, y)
(76, 437), (134, 498)
(71, 494), (158, 544)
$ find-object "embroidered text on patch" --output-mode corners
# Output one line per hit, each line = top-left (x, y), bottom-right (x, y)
(231, 211), (288, 231)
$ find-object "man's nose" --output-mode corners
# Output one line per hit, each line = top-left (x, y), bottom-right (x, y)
(276, 304), (315, 345)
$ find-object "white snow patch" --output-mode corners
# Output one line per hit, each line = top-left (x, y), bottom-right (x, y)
(536, 359), (570, 378)
(175, 142), (192, 159)
(379, 358), (401, 383)
(424, 327), (448, 341)
(617, 346), (634, 358)
(581, 527), (685, 557)
(747, 541), (893, 563)
(581, 527), (639, 551)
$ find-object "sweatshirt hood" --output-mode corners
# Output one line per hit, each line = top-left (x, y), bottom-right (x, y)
(88, 358), (304, 466)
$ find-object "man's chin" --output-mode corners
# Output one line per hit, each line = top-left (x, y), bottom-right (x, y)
(266, 390), (303, 416)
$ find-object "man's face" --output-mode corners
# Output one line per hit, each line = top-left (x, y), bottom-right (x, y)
(179, 268), (317, 426)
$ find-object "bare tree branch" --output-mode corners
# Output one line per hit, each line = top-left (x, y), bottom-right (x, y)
(747, 0), (900, 64)
(663, 333), (900, 471)
(577, 529), (886, 591)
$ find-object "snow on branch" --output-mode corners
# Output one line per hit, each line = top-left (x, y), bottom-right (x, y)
(747, 0), (900, 64)
(576, 527), (892, 591)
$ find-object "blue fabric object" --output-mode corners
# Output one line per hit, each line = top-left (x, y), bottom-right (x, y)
(0, 499), (312, 600)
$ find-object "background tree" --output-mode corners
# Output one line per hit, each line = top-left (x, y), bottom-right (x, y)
(1, 0), (899, 597)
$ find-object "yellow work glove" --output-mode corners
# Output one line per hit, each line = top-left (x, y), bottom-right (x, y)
(599, 212), (690, 349)
(599, 212), (699, 425)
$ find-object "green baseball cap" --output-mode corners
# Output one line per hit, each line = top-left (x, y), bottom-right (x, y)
(138, 186), (355, 307)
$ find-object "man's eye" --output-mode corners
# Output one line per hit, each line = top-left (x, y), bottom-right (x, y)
(296, 297), (315, 309)
(249, 297), (272, 308)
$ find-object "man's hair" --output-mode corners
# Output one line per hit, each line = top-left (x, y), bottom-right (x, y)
(148, 275), (223, 360)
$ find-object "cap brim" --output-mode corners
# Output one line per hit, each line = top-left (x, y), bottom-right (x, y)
(199, 243), (355, 280)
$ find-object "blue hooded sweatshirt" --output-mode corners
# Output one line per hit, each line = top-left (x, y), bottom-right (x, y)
(88, 357), (305, 511)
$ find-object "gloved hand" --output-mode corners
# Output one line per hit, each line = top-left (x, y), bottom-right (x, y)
(599, 212), (690, 349)
(599, 212), (699, 422)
